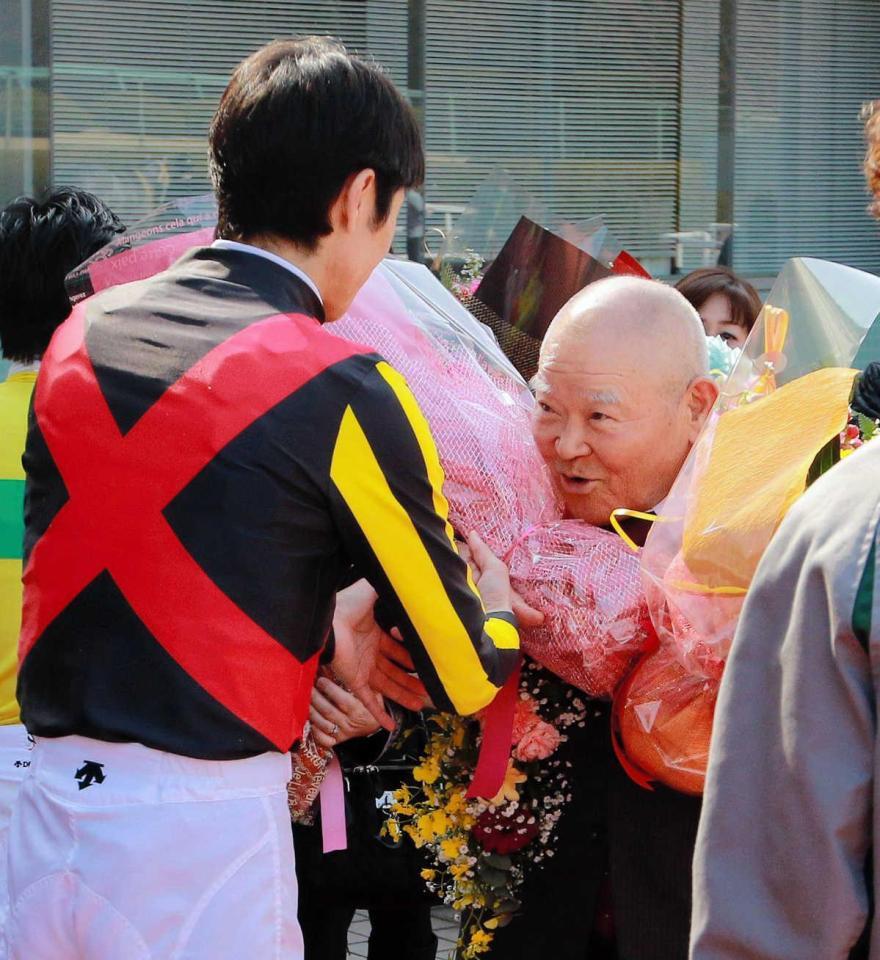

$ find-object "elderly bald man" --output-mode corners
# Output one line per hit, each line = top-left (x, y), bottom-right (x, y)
(353, 276), (718, 959)
(477, 277), (717, 960)
(532, 276), (715, 525)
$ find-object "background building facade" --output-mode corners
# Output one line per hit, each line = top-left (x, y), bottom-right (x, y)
(1, 0), (879, 279)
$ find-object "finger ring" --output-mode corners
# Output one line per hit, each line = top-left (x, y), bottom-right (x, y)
(330, 723), (339, 738)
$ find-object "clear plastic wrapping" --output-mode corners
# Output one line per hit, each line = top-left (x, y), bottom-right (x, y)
(618, 257), (880, 794)
(333, 261), (652, 696)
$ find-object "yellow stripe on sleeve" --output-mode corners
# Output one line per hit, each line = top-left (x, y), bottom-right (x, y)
(374, 362), (484, 605)
(330, 405), (499, 715)
(485, 615), (520, 651)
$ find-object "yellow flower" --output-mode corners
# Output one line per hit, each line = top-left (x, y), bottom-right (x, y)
(416, 809), (449, 841)
(490, 760), (527, 805)
(385, 819), (401, 842)
(413, 757), (441, 785)
(450, 862), (471, 880)
(404, 824), (421, 845)
(451, 719), (467, 749)
(446, 788), (467, 816)
(461, 927), (494, 957)
(440, 837), (465, 861)
(420, 868), (436, 882)
(420, 782), (438, 804)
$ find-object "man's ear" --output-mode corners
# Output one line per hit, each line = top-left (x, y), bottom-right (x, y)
(685, 376), (719, 441)
(329, 168), (376, 234)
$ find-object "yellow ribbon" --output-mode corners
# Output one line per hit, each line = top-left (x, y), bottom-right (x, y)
(752, 305), (790, 396)
(609, 508), (663, 553)
(764, 304), (789, 355)
(664, 579), (748, 597)
(611, 509), (748, 595)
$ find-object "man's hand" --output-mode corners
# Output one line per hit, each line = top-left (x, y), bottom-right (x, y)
(330, 541), (542, 730)
(330, 579), (429, 729)
(371, 630), (432, 712)
(511, 589), (545, 629)
(309, 675), (381, 750)
(465, 531), (513, 613)
(330, 579), (397, 730)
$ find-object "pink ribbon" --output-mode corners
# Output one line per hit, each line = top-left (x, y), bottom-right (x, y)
(467, 659), (522, 800)
(319, 753), (348, 853)
(503, 525), (538, 565)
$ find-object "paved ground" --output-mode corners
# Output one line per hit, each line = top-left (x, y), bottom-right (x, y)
(347, 905), (460, 958)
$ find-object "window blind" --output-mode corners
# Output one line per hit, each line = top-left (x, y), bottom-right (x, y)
(424, 0), (681, 271)
(50, 0), (407, 225)
(678, 0), (721, 273)
(733, 0), (880, 275)
(51, 0), (681, 271)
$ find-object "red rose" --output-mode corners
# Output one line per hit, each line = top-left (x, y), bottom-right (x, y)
(472, 809), (539, 854)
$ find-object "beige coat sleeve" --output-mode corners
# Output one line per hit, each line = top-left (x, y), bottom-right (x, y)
(691, 446), (880, 960)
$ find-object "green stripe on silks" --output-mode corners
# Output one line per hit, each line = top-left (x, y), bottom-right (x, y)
(806, 435), (841, 488)
(853, 540), (876, 653)
(0, 479), (25, 560)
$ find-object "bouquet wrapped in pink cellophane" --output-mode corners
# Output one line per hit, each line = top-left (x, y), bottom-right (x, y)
(66, 198), (651, 698)
(618, 257), (880, 796)
(333, 259), (651, 697)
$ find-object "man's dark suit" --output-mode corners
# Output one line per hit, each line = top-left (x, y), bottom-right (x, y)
(487, 514), (701, 960)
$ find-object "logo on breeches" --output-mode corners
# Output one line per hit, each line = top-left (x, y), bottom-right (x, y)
(74, 760), (106, 790)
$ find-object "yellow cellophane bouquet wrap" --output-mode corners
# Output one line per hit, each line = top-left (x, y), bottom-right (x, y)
(617, 258), (880, 795)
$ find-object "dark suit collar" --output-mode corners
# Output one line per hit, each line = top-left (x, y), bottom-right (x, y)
(616, 512), (655, 549)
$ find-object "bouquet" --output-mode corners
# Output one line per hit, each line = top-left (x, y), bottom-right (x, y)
(617, 257), (880, 795)
(331, 258), (650, 950)
(384, 660), (591, 958)
(331, 258), (651, 697)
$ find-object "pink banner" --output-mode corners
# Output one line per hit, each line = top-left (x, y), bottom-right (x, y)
(319, 753), (348, 853)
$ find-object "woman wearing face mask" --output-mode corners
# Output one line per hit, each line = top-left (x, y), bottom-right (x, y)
(675, 265), (762, 348)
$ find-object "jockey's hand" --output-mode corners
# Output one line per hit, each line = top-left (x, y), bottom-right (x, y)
(330, 579), (430, 727)
(309, 674), (381, 749)
(458, 534), (544, 629)
(511, 589), (545, 629)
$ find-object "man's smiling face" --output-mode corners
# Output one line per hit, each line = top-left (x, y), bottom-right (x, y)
(530, 279), (718, 526)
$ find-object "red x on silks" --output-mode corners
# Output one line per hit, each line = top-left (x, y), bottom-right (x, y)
(20, 303), (361, 751)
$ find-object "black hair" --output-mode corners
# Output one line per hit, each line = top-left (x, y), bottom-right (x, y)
(853, 361), (880, 421)
(0, 187), (124, 363)
(675, 266), (762, 332)
(209, 36), (425, 249)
